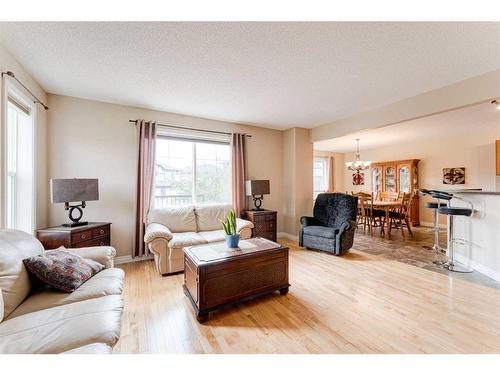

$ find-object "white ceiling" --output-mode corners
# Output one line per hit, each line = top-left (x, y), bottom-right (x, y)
(0, 22), (499, 129)
(314, 101), (500, 152)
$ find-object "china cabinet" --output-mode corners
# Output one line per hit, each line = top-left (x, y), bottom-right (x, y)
(370, 159), (420, 225)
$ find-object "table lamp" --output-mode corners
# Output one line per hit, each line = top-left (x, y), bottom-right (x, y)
(50, 178), (99, 227)
(245, 180), (270, 211)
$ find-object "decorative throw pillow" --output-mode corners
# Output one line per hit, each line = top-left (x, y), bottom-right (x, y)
(23, 249), (104, 293)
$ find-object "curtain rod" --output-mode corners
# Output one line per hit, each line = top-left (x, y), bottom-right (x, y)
(1, 71), (49, 110)
(129, 119), (252, 138)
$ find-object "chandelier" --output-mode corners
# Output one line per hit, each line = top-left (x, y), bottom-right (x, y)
(345, 139), (371, 172)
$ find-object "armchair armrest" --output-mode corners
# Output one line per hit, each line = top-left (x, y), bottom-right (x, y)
(236, 218), (254, 233)
(300, 216), (320, 227)
(66, 246), (116, 269)
(335, 220), (357, 256)
(144, 223), (173, 244)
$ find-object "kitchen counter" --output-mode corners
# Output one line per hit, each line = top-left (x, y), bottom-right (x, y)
(447, 191), (500, 282)
(444, 189), (500, 195)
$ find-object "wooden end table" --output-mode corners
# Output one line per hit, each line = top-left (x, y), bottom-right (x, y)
(183, 237), (290, 323)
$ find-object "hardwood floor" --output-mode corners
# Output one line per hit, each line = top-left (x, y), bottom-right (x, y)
(114, 238), (500, 354)
(353, 226), (500, 289)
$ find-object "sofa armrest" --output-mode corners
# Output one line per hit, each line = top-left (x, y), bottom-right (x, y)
(65, 246), (116, 269)
(236, 218), (254, 233)
(300, 216), (320, 227)
(144, 223), (173, 244)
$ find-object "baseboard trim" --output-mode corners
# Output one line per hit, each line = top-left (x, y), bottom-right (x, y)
(278, 232), (299, 241)
(115, 254), (154, 265)
(454, 253), (500, 282)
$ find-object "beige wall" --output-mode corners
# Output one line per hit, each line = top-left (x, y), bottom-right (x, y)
(282, 128), (313, 235)
(313, 150), (345, 192)
(0, 44), (48, 230)
(343, 120), (500, 225)
(47, 94), (285, 257)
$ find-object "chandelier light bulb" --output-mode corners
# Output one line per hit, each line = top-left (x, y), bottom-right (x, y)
(345, 139), (370, 172)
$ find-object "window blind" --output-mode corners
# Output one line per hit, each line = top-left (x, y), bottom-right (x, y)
(156, 125), (231, 144)
(8, 96), (31, 116)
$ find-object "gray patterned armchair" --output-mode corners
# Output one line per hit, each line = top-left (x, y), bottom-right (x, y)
(299, 193), (358, 255)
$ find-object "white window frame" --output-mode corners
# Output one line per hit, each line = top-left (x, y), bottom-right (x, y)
(154, 132), (232, 207)
(1, 78), (36, 232)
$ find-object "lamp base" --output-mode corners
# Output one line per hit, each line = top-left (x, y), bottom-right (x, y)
(62, 221), (88, 228)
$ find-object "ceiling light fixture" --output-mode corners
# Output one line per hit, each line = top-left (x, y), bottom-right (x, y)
(346, 138), (371, 172)
(491, 100), (500, 110)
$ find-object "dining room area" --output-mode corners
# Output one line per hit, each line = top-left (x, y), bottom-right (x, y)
(349, 158), (420, 240)
(312, 100), (500, 289)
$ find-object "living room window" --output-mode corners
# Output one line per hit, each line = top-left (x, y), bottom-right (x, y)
(3, 92), (35, 233)
(154, 136), (231, 207)
(313, 157), (328, 199)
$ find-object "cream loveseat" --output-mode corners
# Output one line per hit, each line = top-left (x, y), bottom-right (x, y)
(0, 229), (124, 354)
(145, 204), (254, 275)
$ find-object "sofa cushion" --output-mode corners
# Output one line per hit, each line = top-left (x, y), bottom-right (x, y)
(23, 249), (104, 293)
(147, 206), (197, 233)
(62, 343), (113, 354)
(0, 295), (123, 354)
(7, 268), (124, 319)
(302, 226), (339, 239)
(198, 230), (226, 243)
(63, 246), (117, 269)
(168, 232), (207, 249)
(195, 204), (234, 231)
(0, 229), (45, 318)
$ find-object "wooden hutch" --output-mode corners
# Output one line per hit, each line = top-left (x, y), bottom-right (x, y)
(370, 159), (420, 226)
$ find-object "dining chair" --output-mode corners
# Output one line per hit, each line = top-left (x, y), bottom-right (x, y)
(352, 192), (384, 235)
(379, 191), (401, 202)
(388, 192), (414, 238)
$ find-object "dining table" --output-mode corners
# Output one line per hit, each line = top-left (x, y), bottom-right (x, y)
(370, 200), (403, 239)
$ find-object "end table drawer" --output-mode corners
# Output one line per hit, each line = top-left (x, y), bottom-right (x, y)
(266, 213), (276, 221)
(92, 225), (110, 238)
(72, 230), (93, 244)
(75, 237), (111, 248)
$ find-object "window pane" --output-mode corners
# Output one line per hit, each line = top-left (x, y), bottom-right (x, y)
(7, 104), (17, 173)
(154, 137), (231, 208)
(5, 98), (34, 232)
(155, 138), (194, 207)
(6, 174), (15, 228)
(313, 158), (327, 193)
(195, 143), (231, 204)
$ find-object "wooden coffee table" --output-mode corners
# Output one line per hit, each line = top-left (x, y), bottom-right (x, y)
(183, 237), (290, 323)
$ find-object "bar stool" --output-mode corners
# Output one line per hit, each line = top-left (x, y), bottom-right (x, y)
(424, 201), (448, 264)
(418, 189), (451, 264)
(437, 206), (473, 273)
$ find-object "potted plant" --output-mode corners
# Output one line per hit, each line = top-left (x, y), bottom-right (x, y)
(221, 210), (240, 248)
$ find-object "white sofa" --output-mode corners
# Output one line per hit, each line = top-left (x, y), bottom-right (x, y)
(145, 204), (254, 275)
(0, 229), (124, 354)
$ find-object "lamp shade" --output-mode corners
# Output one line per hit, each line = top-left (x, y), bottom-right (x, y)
(51, 178), (99, 203)
(245, 180), (270, 196)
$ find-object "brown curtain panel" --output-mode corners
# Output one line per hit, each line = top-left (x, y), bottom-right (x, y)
(326, 156), (335, 192)
(231, 133), (247, 217)
(134, 120), (157, 257)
